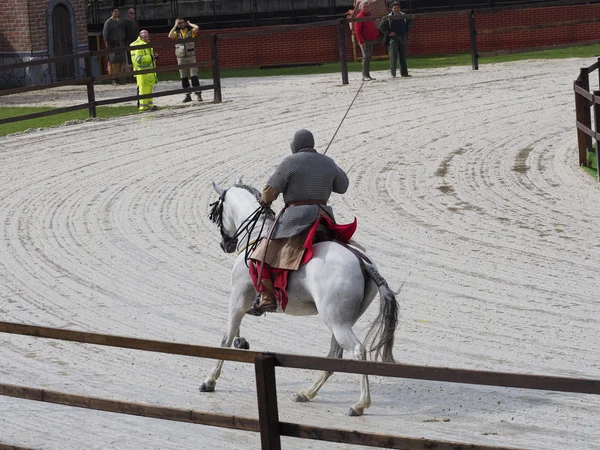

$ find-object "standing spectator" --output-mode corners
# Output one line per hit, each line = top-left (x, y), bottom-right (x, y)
(378, 1), (412, 78)
(354, 1), (379, 81)
(130, 30), (158, 112)
(102, 8), (125, 86)
(122, 8), (139, 46)
(168, 18), (202, 103)
(122, 8), (140, 83)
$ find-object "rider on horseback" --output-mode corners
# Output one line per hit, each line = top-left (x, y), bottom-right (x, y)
(247, 129), (350, 316)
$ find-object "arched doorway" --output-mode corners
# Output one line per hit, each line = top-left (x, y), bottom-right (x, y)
(52, 3), (75, 80)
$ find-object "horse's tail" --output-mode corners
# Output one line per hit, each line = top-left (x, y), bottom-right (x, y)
(362, 262), (399, 363)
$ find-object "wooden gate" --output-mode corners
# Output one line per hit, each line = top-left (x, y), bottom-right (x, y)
(52, 4), (75, 80)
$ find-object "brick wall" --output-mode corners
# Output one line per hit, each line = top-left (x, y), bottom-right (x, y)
(475, 4), (600, 52)
(406, 4), (600, 55)
(149, 25), (344, 70)
(0, 0), (88, 54)
(140, 3), (600, 71)
(0, 0), (33, 52)
(3, 2), (600, 64)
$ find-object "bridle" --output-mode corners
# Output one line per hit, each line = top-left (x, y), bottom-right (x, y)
(209, 190), (237, 251)
(209, 187), (274, 262)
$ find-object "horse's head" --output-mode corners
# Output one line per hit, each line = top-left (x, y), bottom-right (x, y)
(209, 178), (263, 254)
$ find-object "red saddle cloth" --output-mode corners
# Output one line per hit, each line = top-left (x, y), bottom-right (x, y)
(249, 216), (357, 311)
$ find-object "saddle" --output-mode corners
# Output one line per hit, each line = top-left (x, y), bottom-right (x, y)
(247, 217), (364, 316)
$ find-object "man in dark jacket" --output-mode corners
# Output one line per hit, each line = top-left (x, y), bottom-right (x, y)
(248, 129), (350, 315)
(122, 8), (140, 47)
(102, 8), (125, 86)
(122, 8), (140, 83)
(354, 1), (380, 81)
(378, 1), (412, 78)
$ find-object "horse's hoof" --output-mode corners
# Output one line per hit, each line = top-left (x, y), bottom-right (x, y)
(348, 407), (363, 417)
(292, 392), (309, 403)
(234, 337), (250, 350)
(200, 381), (215, 393)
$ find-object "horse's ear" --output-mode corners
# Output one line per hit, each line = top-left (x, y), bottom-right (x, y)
(212, 181), (226, 197)
(235, 176), (243, 185)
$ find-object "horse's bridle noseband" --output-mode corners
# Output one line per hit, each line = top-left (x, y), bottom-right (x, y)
(209, 187), (274, 259)
(209, 190), (239, 253)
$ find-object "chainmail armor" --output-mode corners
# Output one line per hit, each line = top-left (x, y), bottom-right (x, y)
(266, 150), (349, 238)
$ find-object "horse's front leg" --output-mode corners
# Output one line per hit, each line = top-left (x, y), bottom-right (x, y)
(331, 325), (371, 416)
(293, 334), (343, 403)
(200, 265), (256, 392)
(200, 304), (246, 392)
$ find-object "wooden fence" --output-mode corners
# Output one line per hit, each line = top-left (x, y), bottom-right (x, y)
(0, 20), (351, 128)
(0, 35), (223, 126)
(1, 321), (599, 450)
(574, 59), (600, 180)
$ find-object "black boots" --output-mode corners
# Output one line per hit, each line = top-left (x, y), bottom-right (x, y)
(182, 76), (202, 102)
(246, 279), (278, 316)
(191, 76), (202, 101)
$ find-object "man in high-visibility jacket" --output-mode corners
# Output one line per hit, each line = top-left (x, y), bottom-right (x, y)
(130, 30), (158, 112)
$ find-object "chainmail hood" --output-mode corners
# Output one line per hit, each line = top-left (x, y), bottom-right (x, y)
(290, 129), (315, 154)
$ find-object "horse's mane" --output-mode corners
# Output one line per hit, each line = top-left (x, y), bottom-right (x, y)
(234, 183), (261, 201)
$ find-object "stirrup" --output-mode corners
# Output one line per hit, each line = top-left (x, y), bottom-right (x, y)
(245, 304), (266, 316)
(245, 295), (277, 316)
(245, 304), (277, 316)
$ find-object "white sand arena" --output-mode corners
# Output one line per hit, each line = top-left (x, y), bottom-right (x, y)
(1, 59), (600, 450)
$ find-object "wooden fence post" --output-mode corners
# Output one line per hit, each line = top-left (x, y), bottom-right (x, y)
(338, 19), (349, 85)
(575, 79), (587, 166)
(469, 10), (479, 71)
(254, 355), (281, 450)
(210, 34), (222, 103)
(581, 67), (593, 155)
(84, 54), (97, 119)
(594, 90), (600, 181)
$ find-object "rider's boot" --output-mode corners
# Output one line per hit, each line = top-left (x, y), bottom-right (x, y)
(246, 279), (278, 316)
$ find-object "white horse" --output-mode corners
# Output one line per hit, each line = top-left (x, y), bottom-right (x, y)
(201, 179), (399, 416)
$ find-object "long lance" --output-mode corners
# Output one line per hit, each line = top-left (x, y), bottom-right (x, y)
(323, 80), (365, 155)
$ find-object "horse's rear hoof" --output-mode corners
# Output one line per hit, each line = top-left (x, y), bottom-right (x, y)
(292, 392), (309, 403)
(348, 407), (363, 417)
(234, 337), (250, 350)
(200, 381), (215, 393)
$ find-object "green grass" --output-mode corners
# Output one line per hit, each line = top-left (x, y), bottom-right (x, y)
(584, 149), (598, 178)
(161, 55), (473, 80)
(3, 42), (600, 137)
(0, 106), (138, 137)
(176, 43), (600, 79)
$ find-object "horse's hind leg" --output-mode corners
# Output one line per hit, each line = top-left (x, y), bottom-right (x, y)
(293, 334), (343, 403)
(200, 306), (246, 393)
(330, 325), (371, 416)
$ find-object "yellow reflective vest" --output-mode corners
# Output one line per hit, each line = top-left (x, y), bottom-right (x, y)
(130, 37), (157, 85)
